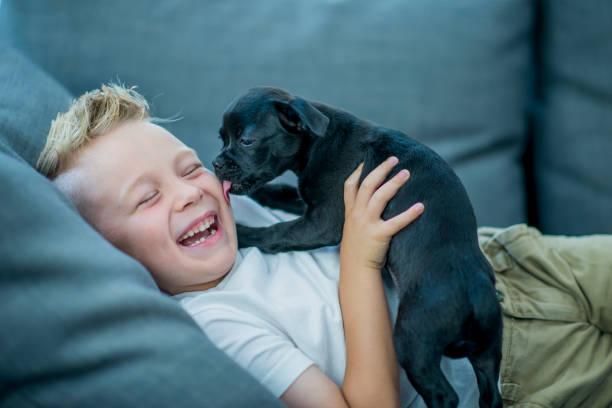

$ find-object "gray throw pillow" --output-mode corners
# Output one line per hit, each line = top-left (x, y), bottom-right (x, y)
(0, 154), (283, 407)
(0, 43), (282, 407)
(0, 43), (72, 167)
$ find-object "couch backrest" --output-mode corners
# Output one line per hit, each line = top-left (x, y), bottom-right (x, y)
(0, 0), (535, 228)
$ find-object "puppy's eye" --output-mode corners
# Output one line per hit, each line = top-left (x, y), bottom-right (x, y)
(240, 137), (254, 147)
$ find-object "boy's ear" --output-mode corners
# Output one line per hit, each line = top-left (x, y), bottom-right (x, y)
(274, 98), (329, 137)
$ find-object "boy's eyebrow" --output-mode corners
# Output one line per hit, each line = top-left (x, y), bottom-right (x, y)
(175, 147), (198, 161)
(119, 147), (198, 202)
(119, 172), (153, 203)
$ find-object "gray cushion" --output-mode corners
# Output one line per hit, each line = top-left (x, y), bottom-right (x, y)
(0, 153), (283, 407)
(0, 43), (72, 166)
(0, 44), (282, 407)
(0, 0), (533, 227)
(534, 0), (612, 234)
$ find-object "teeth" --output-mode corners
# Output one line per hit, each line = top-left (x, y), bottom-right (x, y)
(187, 228), (217, 246)
(180, 216), (215, 242)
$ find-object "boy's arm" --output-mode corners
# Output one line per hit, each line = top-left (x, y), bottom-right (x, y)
(281, 158), (423, 408)
(339, 257), (399, 408)
(339, 158), (423, 408)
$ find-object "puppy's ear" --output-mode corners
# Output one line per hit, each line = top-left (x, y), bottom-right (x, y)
(274, 98), (329, 137)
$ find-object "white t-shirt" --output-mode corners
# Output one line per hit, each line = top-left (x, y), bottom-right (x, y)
(174, 195), (479, 407)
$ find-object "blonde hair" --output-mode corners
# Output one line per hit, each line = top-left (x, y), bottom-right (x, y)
(36, 83), (150, 179)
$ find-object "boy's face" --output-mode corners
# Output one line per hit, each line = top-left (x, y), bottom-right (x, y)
(55, 120), (238, 294)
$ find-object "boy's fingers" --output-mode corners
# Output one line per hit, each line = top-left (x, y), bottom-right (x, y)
(370, 169), (410, 216)
(344, 162), (364, 208)
(383, 202), (424, 235)
(356, 156), (399, 207)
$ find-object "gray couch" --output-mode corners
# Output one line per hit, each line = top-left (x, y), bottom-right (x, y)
(1, 1), (611, 407)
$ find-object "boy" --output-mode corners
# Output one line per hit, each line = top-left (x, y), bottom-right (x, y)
(36, 83), (448, 408)
(38, 83), (612, 407)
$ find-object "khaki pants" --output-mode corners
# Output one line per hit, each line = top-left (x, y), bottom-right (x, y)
(478, 224), (612, 408)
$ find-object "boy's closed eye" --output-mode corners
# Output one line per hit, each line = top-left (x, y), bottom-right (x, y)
(137, 190), (159, 207)
(135, 162), (203, 209)
(183, 163), (203, 177)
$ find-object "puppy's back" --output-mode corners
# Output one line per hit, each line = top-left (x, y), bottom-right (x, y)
(359, 129), (489, 283)
(360, 128), (477, 236)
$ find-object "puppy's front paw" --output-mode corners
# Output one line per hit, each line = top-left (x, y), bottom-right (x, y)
(236, 223), (263, 248)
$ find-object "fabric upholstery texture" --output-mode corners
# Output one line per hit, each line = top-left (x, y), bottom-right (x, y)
(0, 44), (72, 166)
(0, 0), (611, 406)
(533, 0), (612, 234)
(0, 0), (534, 228)
(0, 42), (282, 408)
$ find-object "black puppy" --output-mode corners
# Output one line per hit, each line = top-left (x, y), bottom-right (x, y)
(213, 87), (503, 408)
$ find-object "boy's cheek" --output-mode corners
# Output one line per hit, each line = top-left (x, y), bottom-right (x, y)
(111, 218), (159, 259)
(204, 170), (225, 193)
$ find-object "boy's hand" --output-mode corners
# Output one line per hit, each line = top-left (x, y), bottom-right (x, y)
(341, 157), (424, 272)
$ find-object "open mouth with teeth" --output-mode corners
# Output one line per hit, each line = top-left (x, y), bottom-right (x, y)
(178, 215), (219, 247)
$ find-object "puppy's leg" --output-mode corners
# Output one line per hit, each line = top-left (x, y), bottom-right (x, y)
(394, 301), (459, 408)
(467, 288), (503, 408)
(248, 183), (306, 215)
(236, 206), (342, 253)
(468, 338), (503, 408)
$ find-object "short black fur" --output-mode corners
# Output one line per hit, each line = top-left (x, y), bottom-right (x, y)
(213, 87), (503, 408)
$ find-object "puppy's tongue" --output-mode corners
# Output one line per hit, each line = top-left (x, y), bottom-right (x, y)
(222, 181), (232, 204)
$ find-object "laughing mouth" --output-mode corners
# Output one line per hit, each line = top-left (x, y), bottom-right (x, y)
(178, 215), (219, 247)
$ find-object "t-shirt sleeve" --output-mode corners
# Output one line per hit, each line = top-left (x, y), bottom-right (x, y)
(190, 308), (314, 398)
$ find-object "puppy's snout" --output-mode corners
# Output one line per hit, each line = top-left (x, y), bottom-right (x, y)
(212, 158), (223, 173)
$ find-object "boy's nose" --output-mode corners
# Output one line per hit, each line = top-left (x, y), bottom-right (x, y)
(177, 184), (204, 211)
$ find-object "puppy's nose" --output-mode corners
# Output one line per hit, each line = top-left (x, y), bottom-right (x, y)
(212, 158), (223, 173)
